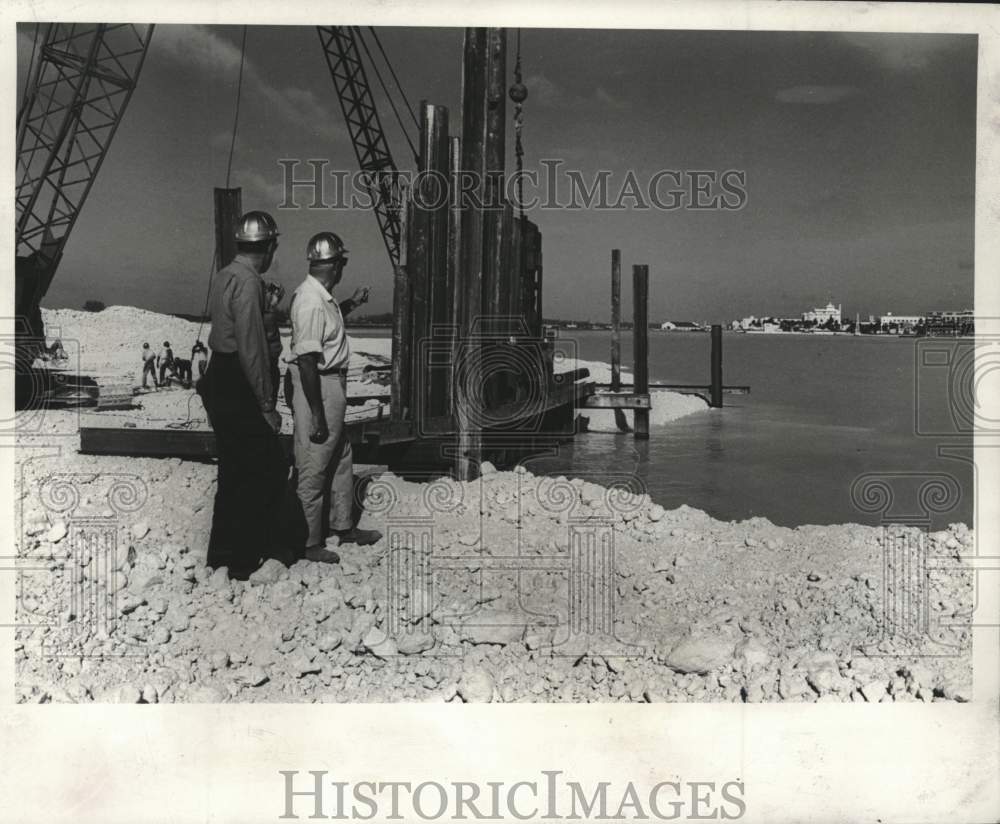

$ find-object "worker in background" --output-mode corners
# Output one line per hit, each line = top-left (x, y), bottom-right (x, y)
(157, 341), (174, 386)
(191, 340), (208, 379)
(287, 230), (380, 564)
(173, 355), (193, 388)
(45, 338), (67, 362)
(200, 210), (288, 579)
(141, 342), (158, 389)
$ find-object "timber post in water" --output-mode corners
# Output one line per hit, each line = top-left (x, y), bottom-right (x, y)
(710, 324), (723, 408)
(611, 249), (622, 391)
(611, 248), (629, 433)
(213, 187), (242, 272)
(632, 263), (650, 439)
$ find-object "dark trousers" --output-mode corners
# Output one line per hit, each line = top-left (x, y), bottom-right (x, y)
(200, 353), (289, 578)
(175, 360), (192, 386)
(142, 359), (157, 388)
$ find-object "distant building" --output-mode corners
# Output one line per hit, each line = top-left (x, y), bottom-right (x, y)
(660, 321), (703, 331)
(879, 312), (924, 332)
(802, 302), (842, 324)
(924, 310), (974, 337)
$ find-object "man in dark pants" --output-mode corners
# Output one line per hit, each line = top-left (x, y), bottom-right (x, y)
(200, 210), (287, 580)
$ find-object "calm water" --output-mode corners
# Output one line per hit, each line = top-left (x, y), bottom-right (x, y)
(351, 329), (974, 528)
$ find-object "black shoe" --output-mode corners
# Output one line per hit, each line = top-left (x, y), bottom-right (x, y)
(304, 546), (341, 564)
(332, 527), (382, 547)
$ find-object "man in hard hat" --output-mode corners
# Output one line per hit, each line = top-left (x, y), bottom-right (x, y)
(288, 231), (380, 563)
(201, 210), (287, 579)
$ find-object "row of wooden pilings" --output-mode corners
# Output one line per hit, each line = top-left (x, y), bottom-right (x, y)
(609, 248), (728, 441)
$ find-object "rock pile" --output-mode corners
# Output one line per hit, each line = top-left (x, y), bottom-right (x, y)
(15, 460), (974, 704)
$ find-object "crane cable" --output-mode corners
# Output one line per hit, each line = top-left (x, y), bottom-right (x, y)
(368, 27), (419, 132)
(224, 25), (249, 190)
(169, 25), (248, 428)
(196, 24), (248, 346)
(355, 27), (419, 164)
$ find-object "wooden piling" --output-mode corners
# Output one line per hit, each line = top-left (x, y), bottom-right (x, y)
(390, 183), (411, 422)
(455, 28), (490, 481)
(484, 28), (507, 211)
(610, 249), (622, 392)
(422, 101), (452, 417)
(213, 187), (242, 272)
(632, 264), (650, 439)
(446, 135), (462, 415)
(407, 103), (433, 424)
(710, 324), (723, 408)
(524, 221), (543, 341)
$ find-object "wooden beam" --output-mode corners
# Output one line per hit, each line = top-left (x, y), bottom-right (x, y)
(447, 135), (462, 417)
(484, 28), (507, 200)
(610, 248), (628, 433)
(632, 264), (650, 439)
(408, 102), (433, 425)
(583, 393), (651, 409)
(79, 418), (417, 463)
(422, 101), (452, 418)
(213, 188), (242, 272)
(77, 379), (595, 465)
(610, 249), (622, 392)
(710, 324), (723, 408)
(390, 183), (412, 421)
(455, 28), (489, 481)
(593, 382), (749, 396)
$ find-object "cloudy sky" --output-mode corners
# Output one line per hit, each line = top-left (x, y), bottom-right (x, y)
(18, 26), (976, 321)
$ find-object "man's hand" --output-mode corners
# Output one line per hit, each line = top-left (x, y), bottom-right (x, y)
(350, 287), (370, 305)
(263, 408), (282, 433)
(265, 281), (285, 311)
(309, 411), (329, 444)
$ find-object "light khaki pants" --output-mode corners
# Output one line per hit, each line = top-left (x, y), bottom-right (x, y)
(290, 366), (354, 545)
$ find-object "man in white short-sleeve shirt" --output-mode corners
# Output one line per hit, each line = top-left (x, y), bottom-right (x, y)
(288, 231), (381, 562)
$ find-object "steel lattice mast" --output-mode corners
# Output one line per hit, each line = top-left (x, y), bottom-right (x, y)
(15, 23), (155, 307)
(316, 26), (402, 267)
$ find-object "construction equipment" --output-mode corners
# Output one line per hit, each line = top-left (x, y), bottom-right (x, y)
(16, 24), (154, 362)
(15, 25), (409, 385)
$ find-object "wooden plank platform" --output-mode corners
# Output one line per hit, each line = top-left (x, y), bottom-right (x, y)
(78, 377), (596, 468)
(583, 392), (651, 409)
(79, 416), (416, 463)
(594, 382), (750, 396)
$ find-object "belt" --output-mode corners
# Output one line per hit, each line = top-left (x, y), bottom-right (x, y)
(320, 367), (349, 377)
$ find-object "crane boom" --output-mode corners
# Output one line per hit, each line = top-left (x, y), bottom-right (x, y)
(16, 23), (154, 342)
(14, 23), (403, 367)
(316, 26), (403, 267)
